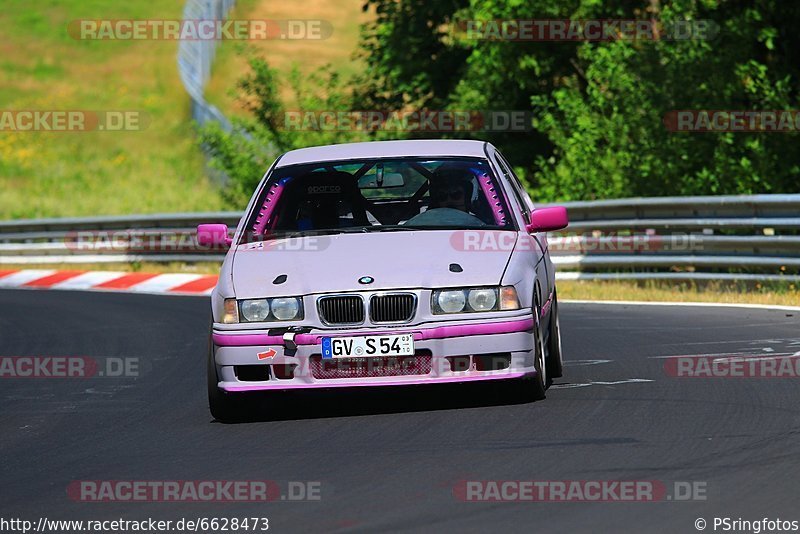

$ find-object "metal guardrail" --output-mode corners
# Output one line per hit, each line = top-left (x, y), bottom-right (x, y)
(0, 212), (239, 234)
(541, 195), (800, 281)
(177, 0), (236, 132)
(558, 194), (800, 219)
(0, 195), (799, 282)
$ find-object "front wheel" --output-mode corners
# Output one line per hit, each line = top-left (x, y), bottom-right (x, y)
(510, 313), (547, 402)
(546, 288), (564, 380)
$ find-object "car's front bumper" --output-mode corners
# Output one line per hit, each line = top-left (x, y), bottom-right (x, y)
(211, 314), (537, 392)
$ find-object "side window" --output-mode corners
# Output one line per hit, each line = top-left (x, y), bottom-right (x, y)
(494, 151), (531, 219)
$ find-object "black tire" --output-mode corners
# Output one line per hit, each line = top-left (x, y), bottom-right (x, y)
(530, 312), (548, 398)
(546, 288), (564, 380)
(207, 340), (243, 423)
(510, 309), (547, 402)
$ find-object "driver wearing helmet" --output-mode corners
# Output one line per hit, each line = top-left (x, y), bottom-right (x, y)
(429, 169), (474, 213)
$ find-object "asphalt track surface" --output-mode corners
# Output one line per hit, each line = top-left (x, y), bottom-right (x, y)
(1, 289), (799, 533)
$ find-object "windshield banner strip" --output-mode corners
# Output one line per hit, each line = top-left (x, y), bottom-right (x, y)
(473, 169), (508, 225)
(252, 177), (291, 236)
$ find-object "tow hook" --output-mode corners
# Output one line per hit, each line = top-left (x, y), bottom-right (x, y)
(276, 326), (311, 357)
(283, 332), (298, 356)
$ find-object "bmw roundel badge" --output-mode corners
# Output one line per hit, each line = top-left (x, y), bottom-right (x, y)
(358, 276), (374, 285)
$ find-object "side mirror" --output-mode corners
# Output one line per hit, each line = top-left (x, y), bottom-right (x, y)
(526, 206), (568, 233)
(197, 224), (232, 248)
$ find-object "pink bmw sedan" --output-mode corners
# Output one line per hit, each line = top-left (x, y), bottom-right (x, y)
(198, 140), (568, 421)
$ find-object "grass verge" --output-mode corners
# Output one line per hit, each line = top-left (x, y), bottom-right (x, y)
(559, 280), (800, 307)
(204, 0), (369, 115)
(0, 0), (224, 219)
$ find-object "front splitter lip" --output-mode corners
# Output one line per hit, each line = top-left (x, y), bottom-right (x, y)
(219, 370), (534, 392)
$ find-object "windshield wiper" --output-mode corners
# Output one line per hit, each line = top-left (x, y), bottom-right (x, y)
(358, 225), (417, 232)
(255, 224), (495, 242)
(261, 225), (419, 241)
(281, 228), (356, 238)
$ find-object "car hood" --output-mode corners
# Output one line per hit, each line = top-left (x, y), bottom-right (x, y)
(230, 230), (517, 298)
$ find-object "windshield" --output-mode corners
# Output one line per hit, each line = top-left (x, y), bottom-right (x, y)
(241, 157), (514, 243)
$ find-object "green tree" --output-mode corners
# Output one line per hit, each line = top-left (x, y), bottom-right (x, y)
(532, 1), (800, 199)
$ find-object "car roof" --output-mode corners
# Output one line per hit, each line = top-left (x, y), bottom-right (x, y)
(275, 139), (492, 168)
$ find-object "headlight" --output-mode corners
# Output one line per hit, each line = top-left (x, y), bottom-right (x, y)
(270, 297), (301, 320)
(432, 286), (520, 314)
(468, 289), (497, 311)
(436, 290), (467, 313)
(240, 299), (270, 322)
(237, 296), (304, 322)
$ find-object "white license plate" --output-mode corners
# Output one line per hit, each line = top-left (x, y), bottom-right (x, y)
(321, 334), (414, 358)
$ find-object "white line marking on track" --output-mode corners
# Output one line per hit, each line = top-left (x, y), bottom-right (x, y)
(657, 337), (800, 347)
(709, 353), (800, 363)
(550, 378), (654, 389)
(562, 299), (800, 312)
(649, 351), (795, 359)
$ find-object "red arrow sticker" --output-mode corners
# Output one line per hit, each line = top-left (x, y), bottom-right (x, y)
(257, 348), (277, 360)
